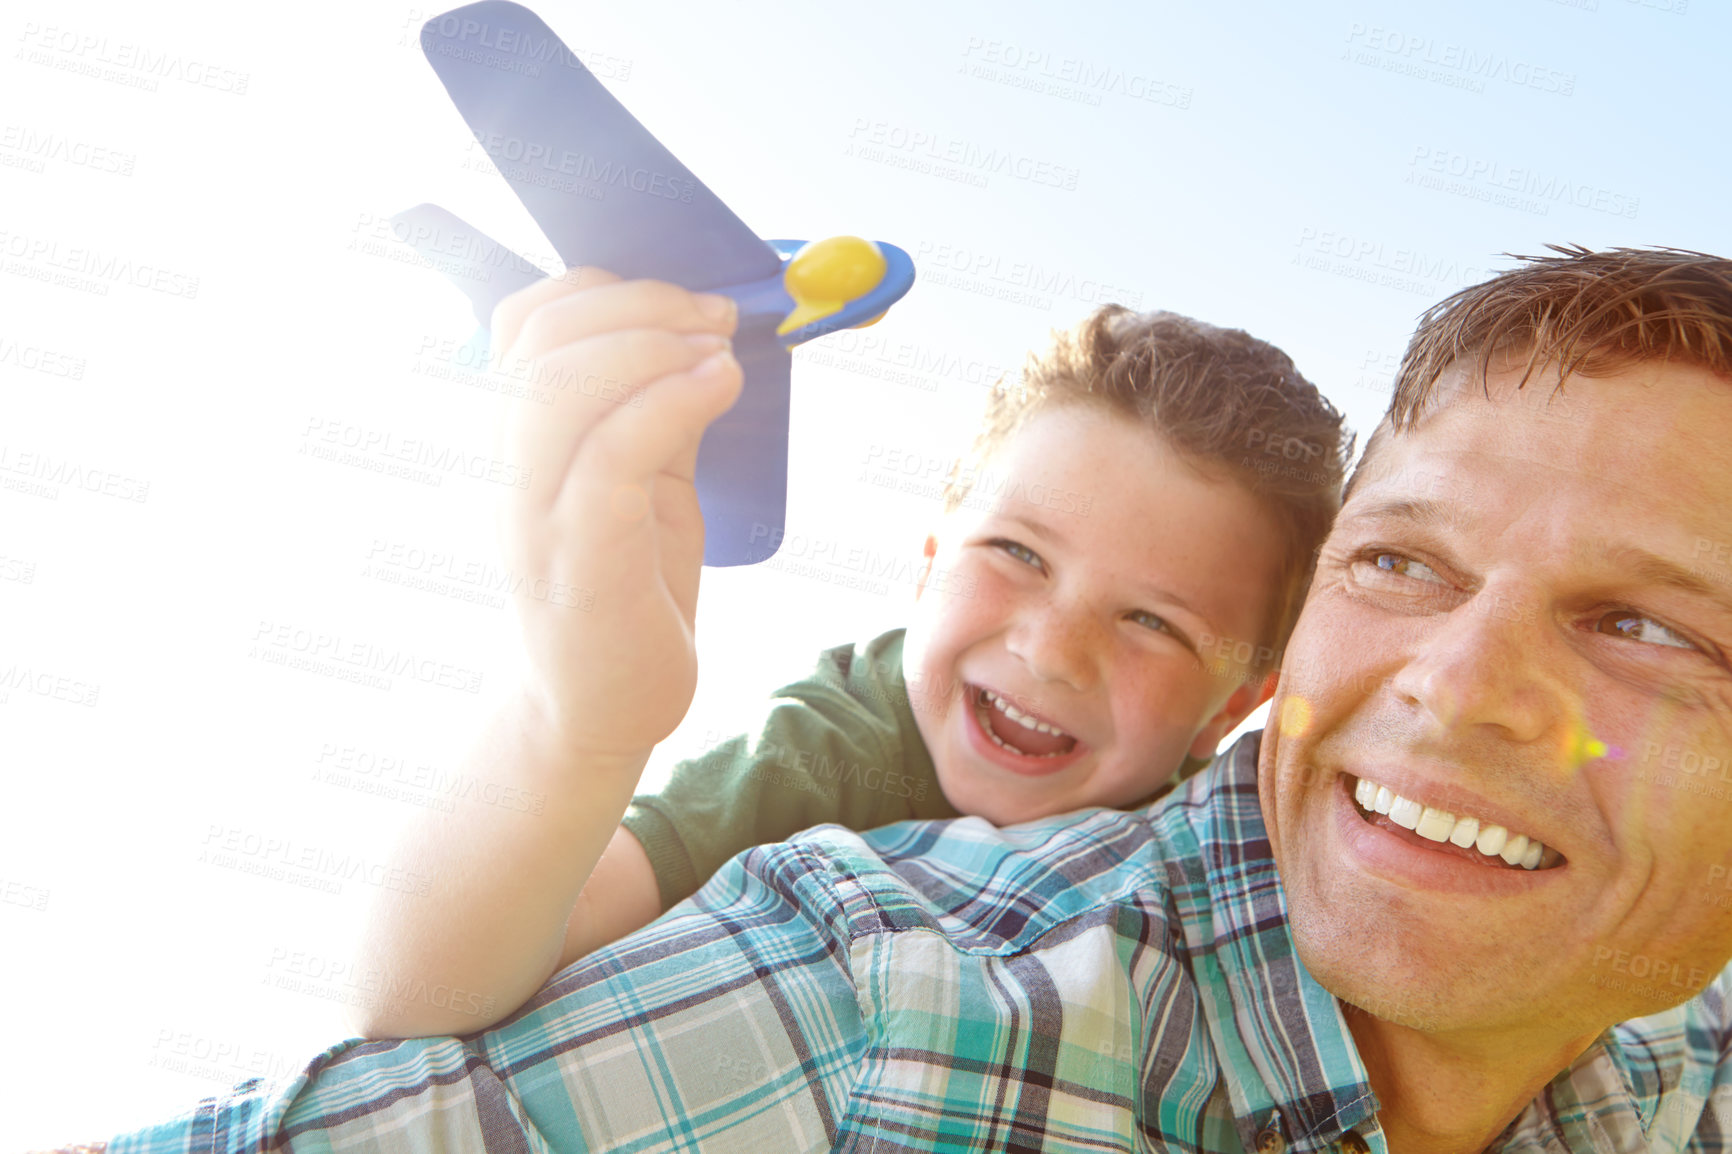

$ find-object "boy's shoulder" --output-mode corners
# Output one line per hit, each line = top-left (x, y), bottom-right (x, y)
(801, 628), (909, 694)
(777, 628), (920, 740)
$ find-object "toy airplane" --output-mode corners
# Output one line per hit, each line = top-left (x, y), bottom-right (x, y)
(392, 1), (916, 566)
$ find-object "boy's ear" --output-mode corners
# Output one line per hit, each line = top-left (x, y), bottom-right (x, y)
(1187, 671), (1278, 760)
(913, 535), (938, 601)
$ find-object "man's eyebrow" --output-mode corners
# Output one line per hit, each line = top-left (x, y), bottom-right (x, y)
(1592, 543), (1732, 618)
(1340, 496), (1469, 534)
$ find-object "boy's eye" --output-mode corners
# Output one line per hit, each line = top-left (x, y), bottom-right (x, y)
(991, 539), (1046, 572)
(1127, 610), (1175, 636)
(1594, 610), (1699, 653)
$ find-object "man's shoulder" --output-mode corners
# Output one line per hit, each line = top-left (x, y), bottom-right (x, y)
(765, 733), (1271, 956)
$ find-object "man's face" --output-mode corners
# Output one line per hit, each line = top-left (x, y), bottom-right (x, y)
(905, 404), (1281, 825)
(1264, 361), (1732, 1039)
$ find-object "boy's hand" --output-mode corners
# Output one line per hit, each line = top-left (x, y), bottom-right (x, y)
(492, 269), (742, 760)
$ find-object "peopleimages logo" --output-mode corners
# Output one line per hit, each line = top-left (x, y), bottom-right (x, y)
(0, 124), (136, 175)
(956, 37), (1193, 110)
(0, 229), (199, 298)
(249, 619), (486, 695)
(1406, 147), (1640, 219)
(14, 21), (251, 94)
(407, 9), (633, 81)
(300, 418), (532, 490)
(912, 241), (1140, 309)
(845, 120), (1081, 191)
(1342, 23), (1576, 96)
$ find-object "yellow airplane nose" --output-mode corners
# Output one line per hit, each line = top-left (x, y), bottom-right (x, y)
(777, 236), (887, 336)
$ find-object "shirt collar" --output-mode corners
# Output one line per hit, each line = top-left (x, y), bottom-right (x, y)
(1166, 731), (1381, 1153)
(1169, 731), (1707, 1153)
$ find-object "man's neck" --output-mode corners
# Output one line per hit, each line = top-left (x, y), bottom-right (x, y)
(1345, 1007), (1600, 1154)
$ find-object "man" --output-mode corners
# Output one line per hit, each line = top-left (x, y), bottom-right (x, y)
(99, 246), (1732, 1152)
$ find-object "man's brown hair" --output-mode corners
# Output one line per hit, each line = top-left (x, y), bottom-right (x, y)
(943, 305), (1353, 665)
(1388, 244), (1732, 431)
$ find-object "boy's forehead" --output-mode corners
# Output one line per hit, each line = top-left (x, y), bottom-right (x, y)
(955, 403), (1289, 632)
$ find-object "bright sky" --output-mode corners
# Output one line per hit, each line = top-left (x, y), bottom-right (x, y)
(1, 0), (1723, 1144)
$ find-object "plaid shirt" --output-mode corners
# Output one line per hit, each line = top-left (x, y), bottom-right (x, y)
(108, 732), (1732, 1153)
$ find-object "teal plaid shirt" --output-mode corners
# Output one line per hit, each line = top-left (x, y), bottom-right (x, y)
(109, 732), (1732, 1152)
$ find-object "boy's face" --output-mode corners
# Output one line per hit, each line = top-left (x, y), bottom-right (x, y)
(904, 403), (1285, 824)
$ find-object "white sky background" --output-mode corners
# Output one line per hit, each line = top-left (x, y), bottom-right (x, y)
(0, 0), (1721, 1144)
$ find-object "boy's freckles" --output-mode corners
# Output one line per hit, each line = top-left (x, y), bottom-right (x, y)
(902, 402), (1286, 826)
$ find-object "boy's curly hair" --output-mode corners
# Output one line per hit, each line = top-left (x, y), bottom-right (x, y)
(944, 306), (1354, 664)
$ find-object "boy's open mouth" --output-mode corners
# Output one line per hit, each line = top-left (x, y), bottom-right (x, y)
(1348, 774), (1565, 871)
(971, 686), (1078, 758)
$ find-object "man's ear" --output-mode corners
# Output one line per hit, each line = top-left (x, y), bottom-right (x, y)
(1187, 671), (1279, 760)
(913, 535), (938, 601)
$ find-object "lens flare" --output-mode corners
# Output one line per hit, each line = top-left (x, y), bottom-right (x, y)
(1561, 720), (1614, 772)
(1278, 694), (1311, 737)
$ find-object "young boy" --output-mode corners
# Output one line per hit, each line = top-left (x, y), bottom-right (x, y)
(615, 307), (1349, 919)
(354, 273), (1349, 1039)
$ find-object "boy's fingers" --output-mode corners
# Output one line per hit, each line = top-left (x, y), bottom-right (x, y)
(489, 266), (619, 363)
(550, 349), (743, 532)
(510, 332), (738, 513)
(510, 280), (738, 364)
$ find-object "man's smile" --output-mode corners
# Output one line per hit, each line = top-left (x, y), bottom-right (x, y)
(1346, 773), (1567, 871)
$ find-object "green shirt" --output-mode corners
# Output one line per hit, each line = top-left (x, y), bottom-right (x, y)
(622, 629), (961, 911)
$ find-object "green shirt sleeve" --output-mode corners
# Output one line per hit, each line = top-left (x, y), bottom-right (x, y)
(621, 629), (960, 911)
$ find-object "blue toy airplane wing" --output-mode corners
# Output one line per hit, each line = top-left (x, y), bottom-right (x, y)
(418, 1), (783, 290)
(390, 202), (546, 326)
(403, 2), (915, 567)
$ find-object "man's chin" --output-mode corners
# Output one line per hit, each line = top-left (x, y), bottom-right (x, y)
(1280, 855), (1634, 1045)
(1285, 900), (1461, 1036)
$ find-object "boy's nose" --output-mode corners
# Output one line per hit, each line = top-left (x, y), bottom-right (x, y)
(1006, 610), (1099, 693)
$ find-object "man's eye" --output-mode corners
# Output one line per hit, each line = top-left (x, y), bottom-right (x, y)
(1365, 552), (1444, 584)
(1595, 611), (1698, 652)
(992, 539), (1045, 572)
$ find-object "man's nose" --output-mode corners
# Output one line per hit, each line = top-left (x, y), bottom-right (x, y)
(1006, 606), (1100, 693)
(1386, 589), (1566, 744)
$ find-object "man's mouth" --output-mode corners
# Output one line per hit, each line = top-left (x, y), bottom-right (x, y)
(1350, 775), (1564, 871)
(971, 686), (1078, 758)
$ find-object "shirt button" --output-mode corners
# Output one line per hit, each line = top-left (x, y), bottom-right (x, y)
(1339, 1132), (1371, 1154)
(1255, 1129), (1287, 1154)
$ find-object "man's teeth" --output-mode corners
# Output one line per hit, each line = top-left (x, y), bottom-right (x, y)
(1353, 776), (1547, 870)
(982, 690), (1069, 737)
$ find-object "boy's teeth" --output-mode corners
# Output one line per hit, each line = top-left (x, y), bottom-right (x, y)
(984, 690), (1069, 738)
(1351, 775), (1552, 870)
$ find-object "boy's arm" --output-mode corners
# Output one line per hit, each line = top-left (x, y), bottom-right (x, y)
(559, 826), (662, 969)
(349, 269), (741, 1039)
(555, 634), (952, 971)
